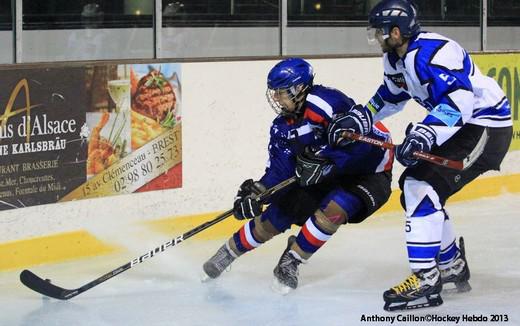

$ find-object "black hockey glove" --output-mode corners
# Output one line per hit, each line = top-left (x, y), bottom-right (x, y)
(327, 104), (373, 147)
(295, 147), (337, 187)
(233, 179), (267, 220)
(395, 123), (437, 167)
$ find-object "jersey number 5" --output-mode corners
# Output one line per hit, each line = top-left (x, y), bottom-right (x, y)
(439, 73), (456, 86)
(405, 220), (412, 232)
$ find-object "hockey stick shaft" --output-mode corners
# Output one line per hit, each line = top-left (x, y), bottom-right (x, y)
(20, 176), (296, 300)
(341, 131), (465, 170)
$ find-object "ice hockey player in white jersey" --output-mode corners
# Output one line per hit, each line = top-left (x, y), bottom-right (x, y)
(327, 0), (513, 311)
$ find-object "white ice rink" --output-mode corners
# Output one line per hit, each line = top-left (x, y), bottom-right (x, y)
(2, 194), (519, 326)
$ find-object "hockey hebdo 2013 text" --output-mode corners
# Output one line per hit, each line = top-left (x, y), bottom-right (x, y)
(360, 313), (509, 324)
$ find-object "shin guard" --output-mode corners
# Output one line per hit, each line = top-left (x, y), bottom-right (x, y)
(403, 177), (444, 270)
(439, 211), (459, 269)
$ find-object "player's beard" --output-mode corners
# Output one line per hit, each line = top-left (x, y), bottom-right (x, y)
(380, 39), (393, 53)
(381, 38), (405, 54)
(381, 39), (394, 53)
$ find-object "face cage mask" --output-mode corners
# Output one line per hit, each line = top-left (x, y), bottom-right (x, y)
(265, 84), (308, 117)
(367, 27), (388, 45)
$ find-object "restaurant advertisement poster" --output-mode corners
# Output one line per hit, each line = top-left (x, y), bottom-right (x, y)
(0, 63), (182, 210)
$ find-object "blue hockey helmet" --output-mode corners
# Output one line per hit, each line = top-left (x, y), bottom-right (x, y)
(266, 58), (314, 117)
(367, 0), (420, 43)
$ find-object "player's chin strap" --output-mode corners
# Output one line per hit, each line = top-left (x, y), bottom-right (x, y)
(341, 128), (489, 171)
(20, 176), (297, 300)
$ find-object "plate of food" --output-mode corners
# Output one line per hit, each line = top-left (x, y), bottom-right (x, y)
(130, 65), (181, 150)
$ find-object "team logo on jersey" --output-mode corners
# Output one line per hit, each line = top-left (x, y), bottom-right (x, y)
(387, 73), (408, 90)
(429, 103), (462, 127)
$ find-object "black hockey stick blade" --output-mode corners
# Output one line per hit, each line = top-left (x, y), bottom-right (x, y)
(20, 269), (79, 300)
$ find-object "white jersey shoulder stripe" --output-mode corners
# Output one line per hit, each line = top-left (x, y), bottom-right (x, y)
(416, 32), (465, 71)
(306, 94), (334, 118)
(417, 32), (451, 42)
(430, 39), (465, 71)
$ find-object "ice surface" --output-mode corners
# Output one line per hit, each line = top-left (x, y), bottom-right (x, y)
(2, 194), (519, 326)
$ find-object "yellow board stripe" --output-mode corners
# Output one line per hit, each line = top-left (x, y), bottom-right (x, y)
(148, 212), (244, 241)
(0, 230), (118, 271)
(1, 173), (519, 271)
(148, 173), (520, 236)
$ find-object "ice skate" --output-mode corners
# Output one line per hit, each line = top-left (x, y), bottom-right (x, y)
(201, 242), (237, 282)
(383, 266), (443, 311)
(441, 237), (471, 293)
(272, 235), (304, 295)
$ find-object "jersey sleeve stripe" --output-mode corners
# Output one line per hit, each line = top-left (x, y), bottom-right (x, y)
(306, 94), (334, 118)
(366, 102), (378, 116)
(304, 108), (327, 125)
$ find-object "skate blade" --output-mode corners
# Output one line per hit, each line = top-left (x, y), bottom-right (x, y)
(271, 278), (293, 295)
(384, 294), (443, 311)
(200, 270), (213, 283)
(200, 265), (232, 283)
(455, 281), (472, 292)
(442, 280), (472, 294)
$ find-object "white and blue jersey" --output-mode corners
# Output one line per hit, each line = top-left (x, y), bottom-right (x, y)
(259, 85), (393, 189)
(366, 31), (512, 145)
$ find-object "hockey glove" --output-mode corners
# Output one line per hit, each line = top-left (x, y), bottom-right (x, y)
(233, 179), (267, 220)
(327, 104), (373, 147)
(395, 123), (437, 167)
(295, 147), (337, 187)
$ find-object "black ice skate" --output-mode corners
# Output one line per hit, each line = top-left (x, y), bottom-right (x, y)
(272, 235), (305, 294)
(441, 237), (471, 293)
(383, 266), (443, 311)
(201, 242), (237, 281)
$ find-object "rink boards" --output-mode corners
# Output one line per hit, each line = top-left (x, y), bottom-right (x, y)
(1, 54), (519, 271)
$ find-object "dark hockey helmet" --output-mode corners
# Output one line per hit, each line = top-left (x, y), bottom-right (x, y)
(367, 0), (420, 44)
(266, 58), (314, 117)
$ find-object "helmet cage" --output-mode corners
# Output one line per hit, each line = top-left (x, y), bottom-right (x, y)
(266, 83), (309, 117)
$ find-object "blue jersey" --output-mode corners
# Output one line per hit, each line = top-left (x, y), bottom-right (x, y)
(259, 85), (393, 189)
(366, 32), (512, 145)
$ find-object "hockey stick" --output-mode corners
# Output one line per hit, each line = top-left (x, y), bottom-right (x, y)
(342, 128), (489, 171)
(20, 176), (296, 300)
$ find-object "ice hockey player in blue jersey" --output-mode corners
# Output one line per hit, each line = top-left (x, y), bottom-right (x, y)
(328, 0), (513, 311)
(202, 58), (394, 293)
